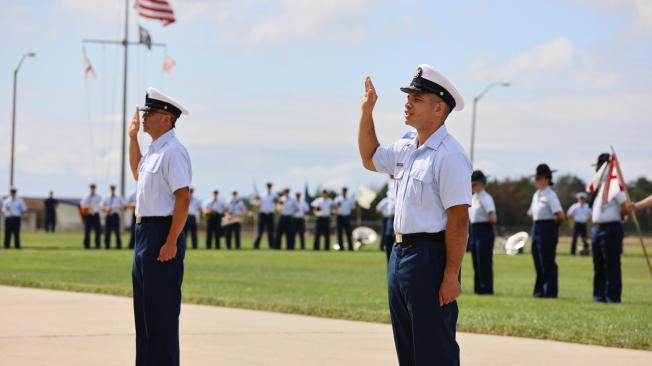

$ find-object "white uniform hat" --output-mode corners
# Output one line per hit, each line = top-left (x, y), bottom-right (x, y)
(139, 87), (189, 118)
(400, 64), (464, 111)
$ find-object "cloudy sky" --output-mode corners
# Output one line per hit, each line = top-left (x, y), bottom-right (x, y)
(1, 0), (650, 199)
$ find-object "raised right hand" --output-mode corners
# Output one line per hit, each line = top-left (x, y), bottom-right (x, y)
(128, 107), (140, 139)
(361, 76), (378, 113)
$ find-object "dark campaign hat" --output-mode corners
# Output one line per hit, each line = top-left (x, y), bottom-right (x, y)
(594, 153), (610, 171)
(471, 170), (487, 183)
(400, 64), (464, 111)
(139, 87), (188, 119)
(535, 163), (556, 179)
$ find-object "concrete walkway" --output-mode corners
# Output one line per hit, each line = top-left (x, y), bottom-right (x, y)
(0, 286), (650, 366)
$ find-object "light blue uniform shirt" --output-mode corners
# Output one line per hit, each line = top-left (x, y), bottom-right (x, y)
(188, 196), (202, 217)
(334, 195), (356, 216)
(204, 198), (226, 214)
(372, 125), (472, 234)
(567, 202), (591, 223)
(311, 197), (334, 217)
(528, 187), (563, 221)
(279, 196), (297, 216)
(102, 194), (125, 214)
(2, 197), (27, 217)
(136, 130), (192, 217)
(226, 199), (245, 215)
(80, 194), (103, 214)
(294, 201), (310, 218)
(258, 192), (277, 214)
(592, 191), (626, 223)
(469, 190), (495, 224)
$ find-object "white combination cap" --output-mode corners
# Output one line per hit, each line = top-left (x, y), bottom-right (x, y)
(400, 64), (464, 111)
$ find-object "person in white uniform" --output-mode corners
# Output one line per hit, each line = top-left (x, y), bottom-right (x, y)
(588, 153), (628, 303)
(528, 163), (565, 298)
(376, 179), (396, 262)
(80, 184), (102, 249)
(101, 184), (125, 249)
(334, 187), (356, 251)
(567, 192), (592, 255)
(2, 188), (27, 249)
(224, 191), (246, 250)
(292, 192), (310, 250)
(276, 188), (297, 250)
(358, 64), (471, 366)
(184, 188), (202, 249)
(253, 182), (277, 250)
(311, 190), (334, 251)
(469, 170), (497, 295)
(129, 87), (191, 366)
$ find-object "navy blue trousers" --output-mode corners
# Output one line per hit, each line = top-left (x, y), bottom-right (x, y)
(205, 214), (223, 249)
(336, 215), (353, 251)
(592, 222), (623, 303)
(470, 223), (494, 295)
(224, 222), (241, 250)
(531, 220), (559, 298)
(253, 213), (275, 249)
(313, 217), (331, 250)
(4, 217), (21, 249)
(380, 217), (395, 262)
(44, 212), (56, 232)
(388, 238), (459, 366)
(291, 218), (306, 250)
(104, 213), (122, 249)
(183, 215), (198, 249)
(83, 214), (101, 249)
(276, 215), (294, 250)
(132, 219), (186, 366)
(570, 222), (588, 255)
(129, 214), (136, 249)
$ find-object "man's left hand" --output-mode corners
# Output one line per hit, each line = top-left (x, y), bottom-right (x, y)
(157, 240), (177, 262)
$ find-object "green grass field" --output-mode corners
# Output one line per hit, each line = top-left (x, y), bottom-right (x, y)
(1, 231), (651, 350)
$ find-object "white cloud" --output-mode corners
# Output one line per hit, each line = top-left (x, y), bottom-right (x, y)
(570, 0), (652, 34)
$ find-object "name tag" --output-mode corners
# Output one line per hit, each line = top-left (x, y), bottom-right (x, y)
(396, 163), (404, 167)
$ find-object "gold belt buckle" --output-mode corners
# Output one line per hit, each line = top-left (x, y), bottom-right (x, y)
(395, 234), (403, 243)
(136, 216), (142, 224)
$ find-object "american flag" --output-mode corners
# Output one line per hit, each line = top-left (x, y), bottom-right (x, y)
(135, 0), (176, 26)
(586, 154), (623, 205)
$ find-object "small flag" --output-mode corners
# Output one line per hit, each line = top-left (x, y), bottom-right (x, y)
(139, 25), (152, 50)
(163, 55), (176, 73)
(135, 0), (176, 26)
(587, 155), (623, 205)
(356, 184), (377, 210)
(304, 182), (313, 205)
(82, 48), (96, 79)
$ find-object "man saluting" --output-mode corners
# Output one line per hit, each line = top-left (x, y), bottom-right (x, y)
(358, 65), (471, 366)
(129, 87), (191, 366)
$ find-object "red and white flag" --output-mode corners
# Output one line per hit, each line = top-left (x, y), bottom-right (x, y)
(586, 155), (623, 205)
(83, 48), (96, 79)
(135, 0), (176, 26)
(163, 55), (176, 73)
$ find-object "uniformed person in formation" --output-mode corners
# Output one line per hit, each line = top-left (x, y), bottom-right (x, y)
(80, 184), (102, 249)
(129, 87), (191, 366)
(126, 191), (137, 249)
(527, 163), (565, 298)
(101, 185), (125, 249)
(358, 64), (471, 366)
(276, 188), (297, 250)
(184, 188), (201, 249)
(334, 187), (356, 251)
(311, 189), (334, 251)
(253, 182), (277, 250)
(224, 191), (246, 250)
(375, 178), (396, 262)
(469, 170), (497, 295)
(588, 153), (628, 303)
(3, 188), (27, 249)
(203, 190), (225, 249)
(292, 192), (310, 250)
(43, 191), (58, 233)
(567, 192), (591, 256)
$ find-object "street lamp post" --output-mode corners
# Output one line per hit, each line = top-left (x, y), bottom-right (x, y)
(469, 81), (510, 165)
(9, 52), (36, 189)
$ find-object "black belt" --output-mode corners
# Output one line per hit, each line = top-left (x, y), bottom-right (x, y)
(471, 222), (492, 227)
(136, 216), (172, 224)
(596, 221), (621, 229)
(534, 219), (556, 223)
(396, 232), (444, 245)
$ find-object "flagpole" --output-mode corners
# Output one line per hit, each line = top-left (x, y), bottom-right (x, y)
(120, 0), (129, 199)
(610, 146), (652, 279)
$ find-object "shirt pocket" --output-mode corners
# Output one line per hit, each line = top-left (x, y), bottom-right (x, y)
(409, 167), (434, 207)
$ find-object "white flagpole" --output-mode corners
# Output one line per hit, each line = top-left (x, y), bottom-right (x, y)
(610, 146), (652, 279)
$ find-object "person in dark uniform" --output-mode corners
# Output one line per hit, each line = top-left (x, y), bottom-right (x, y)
(276, 188), (297, 250)
(253, 182), (277, 249)
(292, 192), (310, 250)
(359, 64), (471, 366)
(129, 87), (191, 366)
(224, 191), (246, 250)
(102, 185), (125, 249)
(311, 190), (334, 251)
(203, 190), (225, 249)
(126, 191), (137, 249)
(184, 188), (201, 249)
(3, 188), (27, 249)
(43, 191), (58, 233)
(334, 187), (356, 251)
(80, 184), (102, 249)
(528, 163), (565, 298)
(469, 170), (497, 295)
(376, 185), (396, 263)
(567, 192), (591, 256)
(588, 153), (628, 303)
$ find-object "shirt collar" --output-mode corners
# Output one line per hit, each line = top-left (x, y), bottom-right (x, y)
(150, 130), (176, 152)
(406, 125), (448, 150)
